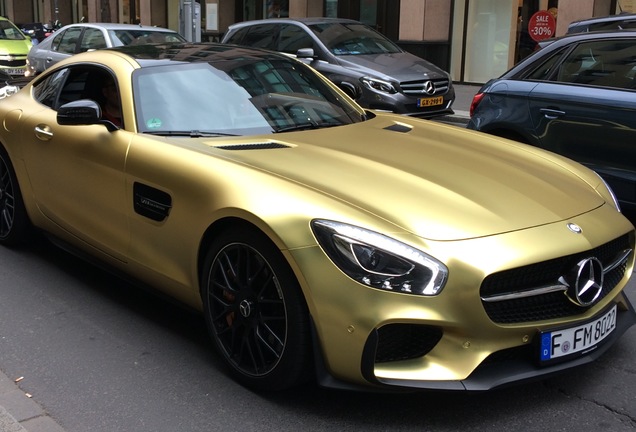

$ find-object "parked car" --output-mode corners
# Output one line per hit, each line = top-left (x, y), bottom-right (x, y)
(26, 22), (186, 76)
(1, 42), (634, 392)
(468, 30), (636, 210)
(0, 16), (33, 76)
(567, 12), (636, 34)
(222, 17), (455, 118)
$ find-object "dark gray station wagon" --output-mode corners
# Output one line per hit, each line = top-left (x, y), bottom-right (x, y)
(468, 30), (636, 210)
(222, 17), (455, 118)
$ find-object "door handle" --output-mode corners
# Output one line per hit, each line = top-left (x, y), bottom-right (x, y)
(540, 108), (566, 120)
(34, 125), (53, 141)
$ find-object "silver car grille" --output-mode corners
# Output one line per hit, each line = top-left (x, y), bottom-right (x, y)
(400, 78), (450, 96)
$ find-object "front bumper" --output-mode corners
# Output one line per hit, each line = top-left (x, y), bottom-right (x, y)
(290, 204), (635, 391)
(366, 294), (636, 391)
(358, 87), (455, 118)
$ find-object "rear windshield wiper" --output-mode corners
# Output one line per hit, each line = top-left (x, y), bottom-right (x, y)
(143, 130), (239, 137)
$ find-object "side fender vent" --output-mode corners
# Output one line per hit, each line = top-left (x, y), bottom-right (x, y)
(134, 182), (172, 222)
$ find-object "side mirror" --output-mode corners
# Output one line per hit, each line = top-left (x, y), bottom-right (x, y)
(57, 99), (118, 131)
(296, 48), (316, 59)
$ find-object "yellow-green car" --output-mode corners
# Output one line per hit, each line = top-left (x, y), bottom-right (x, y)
(0, 17), (32, 76)
(0, 43), (634, 392)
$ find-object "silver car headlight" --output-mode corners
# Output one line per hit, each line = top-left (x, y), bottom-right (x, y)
(360, 76), (397, 94)
(311, 220), (448, 296)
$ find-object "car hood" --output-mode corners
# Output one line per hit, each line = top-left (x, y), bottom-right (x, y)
(0, 39), (31, 55)
(334, 52), (449, 82)
(204, 116), (605, 241)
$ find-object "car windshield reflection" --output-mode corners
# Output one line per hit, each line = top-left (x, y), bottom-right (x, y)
(308, 22), (402, 56)
(133, 60), (364, 136)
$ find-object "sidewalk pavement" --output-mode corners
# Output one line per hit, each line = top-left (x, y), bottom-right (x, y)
(0, 370), (65, 432)
(0, 82), (481, 432)
(437, 83), (481, 126)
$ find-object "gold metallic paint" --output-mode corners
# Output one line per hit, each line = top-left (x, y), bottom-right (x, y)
(0, 49), (633, 389)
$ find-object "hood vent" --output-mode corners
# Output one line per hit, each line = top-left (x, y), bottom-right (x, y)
(216, 142), (290, 150)
(384, 123), (413, 133)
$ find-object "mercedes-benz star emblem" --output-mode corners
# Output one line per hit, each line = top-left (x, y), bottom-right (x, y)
(239, 299), (252, 318)
(567, 222), (582, 234)
(423, 81), (435, 95)
(561, 257), (604, 306)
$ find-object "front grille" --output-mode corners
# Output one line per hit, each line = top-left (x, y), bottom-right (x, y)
(481, 234), (631, 324)
(400, 78), (450, 96)
(374, 324), (442, 363)
(0, 59), (26, 67)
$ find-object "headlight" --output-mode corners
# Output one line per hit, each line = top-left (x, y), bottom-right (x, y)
(595, 174), (621, 212)
(311, 220), (448, 296)
(360, 76), (397, 94)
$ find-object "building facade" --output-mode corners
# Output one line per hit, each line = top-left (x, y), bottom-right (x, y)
(2, 0), (634, 83)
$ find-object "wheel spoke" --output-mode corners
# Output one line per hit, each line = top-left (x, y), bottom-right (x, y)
(0, 161), (14, 238)
(256, 322), (284, 356)
(0, 166), (9, 189)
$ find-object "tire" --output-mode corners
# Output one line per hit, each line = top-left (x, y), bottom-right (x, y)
(0, 145), (30, 246)
(201, 226), (312, 391)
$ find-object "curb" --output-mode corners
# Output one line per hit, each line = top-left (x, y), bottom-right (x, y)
(0, 370), (66, 432)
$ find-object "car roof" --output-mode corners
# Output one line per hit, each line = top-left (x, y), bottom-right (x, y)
(504, 29), (636, 77)
(568, 13), (636, 28)
(227, 17), (361, 28)
(536, 28), (636, 46)
(56, 22), (179, 32)
(105, 42), (292, 67)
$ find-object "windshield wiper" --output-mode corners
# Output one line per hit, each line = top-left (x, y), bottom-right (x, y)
(274, 122), (343, 133)
(143, 130), (239, 137)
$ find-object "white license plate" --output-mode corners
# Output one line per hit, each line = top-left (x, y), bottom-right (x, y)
(540, 305), (616, 362)
(4, 68), (25, 76)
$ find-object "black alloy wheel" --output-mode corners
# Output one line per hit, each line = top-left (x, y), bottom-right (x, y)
(0, 146), (30, 246)
(201, 226), (312, 391)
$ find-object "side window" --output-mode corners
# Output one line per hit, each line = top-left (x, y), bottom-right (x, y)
(278, 24), (314, 54)
(224, 27), (249, 44)
(55, 27), (82, 54)
(555, 39), (636, 89)
(50, 31), (64, 51)
(524, 47), (568, 81)
(33, 65), (121, 125)
(79, 28), (107, 52)
(242, 24), (279, 50)
(619, 20), (636, 30)
(32, 68), (70, 108)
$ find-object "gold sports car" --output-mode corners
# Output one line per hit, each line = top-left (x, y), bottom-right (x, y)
(0, 43), (634, 392)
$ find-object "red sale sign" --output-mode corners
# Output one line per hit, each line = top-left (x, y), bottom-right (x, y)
(528, 10), (556, 41)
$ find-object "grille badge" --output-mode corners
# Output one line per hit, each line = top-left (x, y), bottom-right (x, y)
(423, 81), (435, 95)
(560, 257), (604, 307)
(567, 223), (582, 234)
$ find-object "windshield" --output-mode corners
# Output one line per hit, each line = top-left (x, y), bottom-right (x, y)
(0, 20), (26, 41)
(133, 58), (365, 136)
(308, 22), (401, 56)
(108, 29), (185, 46)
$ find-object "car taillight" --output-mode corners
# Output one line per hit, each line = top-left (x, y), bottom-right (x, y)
(469, 92), (485, 117)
